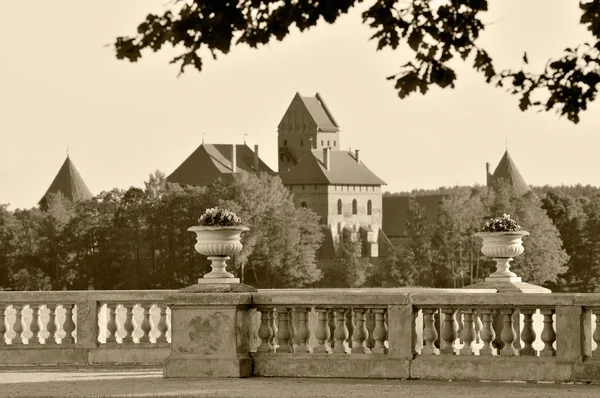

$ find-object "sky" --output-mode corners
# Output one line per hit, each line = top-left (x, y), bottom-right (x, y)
(1, 1), (598, 210)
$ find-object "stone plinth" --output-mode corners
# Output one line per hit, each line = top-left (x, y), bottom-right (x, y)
(163, 284), (257, 378)
(465, 280), (551, 293)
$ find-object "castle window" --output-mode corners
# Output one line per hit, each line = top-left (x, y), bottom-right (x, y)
(334, 140), (336, 146)
(352, 199), (357, 215)
(284, 140), (288, 146)
(301, 201), (307, 208)
(367, 200), (372, 215)
(321, 140), (324, 146)
(353, 185), (356, 191)
(337, 222), (342, 234)
(300, 140), (304, 147)
(314, 185), (317, 190)
(337, 199), (342, 215)
(327, 140), (330, 146)
(302, 185), (305, 191)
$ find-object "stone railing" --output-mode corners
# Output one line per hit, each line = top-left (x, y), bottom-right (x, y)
(0, 290), (175, 365)
(164, 288), (600, 383)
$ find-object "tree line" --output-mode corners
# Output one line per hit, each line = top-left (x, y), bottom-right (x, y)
(0, 171), (323, 291)
(1, 173), (599, 291)
(377, 182), (600, 292)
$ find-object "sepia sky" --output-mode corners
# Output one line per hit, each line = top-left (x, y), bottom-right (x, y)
(1, 1), (599, 210)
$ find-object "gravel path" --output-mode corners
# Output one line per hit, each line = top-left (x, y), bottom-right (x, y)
(0, 368), (599, 398)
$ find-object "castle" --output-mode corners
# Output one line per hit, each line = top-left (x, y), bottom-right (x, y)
(41, 93), (531, 258)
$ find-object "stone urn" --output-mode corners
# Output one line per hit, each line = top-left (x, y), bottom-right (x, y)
(475, 231), (530, 282)
(188, 226), (249, 284)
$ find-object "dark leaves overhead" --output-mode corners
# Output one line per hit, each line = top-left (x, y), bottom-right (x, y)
(114, 0), (600, 124)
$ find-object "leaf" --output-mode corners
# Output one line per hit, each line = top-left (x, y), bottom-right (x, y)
(407, 29), (423, 51)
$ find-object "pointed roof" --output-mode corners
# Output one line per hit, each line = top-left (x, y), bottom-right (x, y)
(489, 150), (531, 196)
(280, 150), (385, 186)
(167, 143), (275, 187)
(278, 92), (340, 133)
(40, 156), (93, 204)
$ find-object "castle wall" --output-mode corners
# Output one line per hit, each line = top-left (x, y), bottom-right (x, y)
(288, 184), (382, 257)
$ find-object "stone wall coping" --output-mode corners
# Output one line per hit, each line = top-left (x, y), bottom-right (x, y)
(164, 292), (253, 306)
(0, 290), (176, 303)
(1, 288), (600, 308)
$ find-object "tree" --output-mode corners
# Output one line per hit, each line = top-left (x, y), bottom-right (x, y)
(208, 172), (323, 288)
(539, 190), (589, 286)
(403, 200), (436, 286)
(583, 197), (600, 291)
(114, 0), (600, 124)
(510, 192), (570, 286)
(433, 186), (488, 287)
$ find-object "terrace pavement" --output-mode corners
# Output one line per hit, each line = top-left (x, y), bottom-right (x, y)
(0, 367), (600, 398)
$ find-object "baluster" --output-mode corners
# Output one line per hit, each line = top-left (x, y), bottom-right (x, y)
(46, 304), (57, 345)
(440, 308), (457, 355)
(346, 309), (354, 349)
(366, 309), (376, 350)
(12, 304), (24, 345)
(474, 311), (483, 344)
(499, 308), (517, 356)
(295, 308), (311, 353)
(276, 308), (293, 353)
(269, 309), (278, 348)
(257, 308), (274, 353)
(459, 308), (475, 355)
(139, 305), (152, 343)
(288, 308), (297, 348)
(0, 305), (5, 345)
(540, 308), (556, 357)
(351, 308), (370, 354)
(62, 304), (76, 344)
(593, 308), (600, 358)
(156, 305), (169, 344)
(520, 308), (537, 356)
(29, 304), (41, 345)
(372, 308), (388, 354)
(106, 304), (118, 344)
(332, 309), (348, 354)
(421, 308), (438, 355)
(478, 309), (496, 356)
(314, 308), (331, 354)
(122, 304), (135, 344)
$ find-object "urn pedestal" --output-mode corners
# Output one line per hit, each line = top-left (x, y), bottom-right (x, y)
(475, 231), (530, 283)
(188, 226), (249, 284)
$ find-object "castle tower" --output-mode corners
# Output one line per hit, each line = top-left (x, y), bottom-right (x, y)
(39, 155), (93, 207)
(277, 92), (340, 172)
(487, 150), (531, 196)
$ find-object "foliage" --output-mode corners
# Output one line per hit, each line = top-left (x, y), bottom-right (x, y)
(0, 170), (322, 290)
(198, 207), (242, 226)
(115, 0), (600, 123)
(509, 193), (569, 285)
(481, 213), (522, 232)
(208, 171), (323, 288)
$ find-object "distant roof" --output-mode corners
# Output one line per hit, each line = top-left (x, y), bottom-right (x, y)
(280, 150), (386, 186)
(299, 93), (339, 132)
(167, 144), (274, 187)
(40, 156), (93, 205)
(489, 150), (531, 196)
(382, 195), (443, 238)
(278, 92), (340, 133)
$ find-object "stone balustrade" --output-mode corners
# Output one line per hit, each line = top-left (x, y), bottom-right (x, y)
(3, 287), (600, 383)
(0, 290), (175, 365)
(163, 287), (600, 383)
